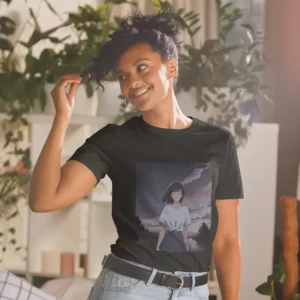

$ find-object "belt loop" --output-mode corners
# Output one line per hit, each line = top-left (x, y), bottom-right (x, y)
(101, 254), (109, 267)
(146, 268), (158, 286)
(190, 273), (196, 291)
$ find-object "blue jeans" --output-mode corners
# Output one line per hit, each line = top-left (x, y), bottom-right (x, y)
(88, 254), (209, 300)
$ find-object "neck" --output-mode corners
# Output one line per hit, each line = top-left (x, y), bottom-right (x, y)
(142, 89), (192, 129)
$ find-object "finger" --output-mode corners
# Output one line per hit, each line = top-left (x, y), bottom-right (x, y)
(60, 74), (82, 79)
(67, 82), (79, 97)
(56, 78), (81, 89)
(56, 74), (82, 85)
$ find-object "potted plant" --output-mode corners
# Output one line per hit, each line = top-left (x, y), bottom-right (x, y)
(176, 0), (271, 147)
(255, 256), (300, 300)
(0, 0), (32, 263)
(0, 0), (129, 266)
(23, 1), (132, 116)
(0, 0), (134, 117)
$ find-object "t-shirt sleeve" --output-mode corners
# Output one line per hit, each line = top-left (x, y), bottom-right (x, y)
(215, 133), (244, 200)
(158, 206), (167, 224)
(184, 207), (191, 226)
(67, 125), (115, 184)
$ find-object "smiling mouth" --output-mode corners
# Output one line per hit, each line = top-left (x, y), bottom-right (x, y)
(131, 86), (151, 98)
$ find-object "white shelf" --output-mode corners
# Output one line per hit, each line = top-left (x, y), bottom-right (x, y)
(208, 280), (220, 296)
(91, 196), (112, 203)
(87, 202), (117, 279)
(27, 203), (82, 274)
(8, 268), (84, 279)
(0, 113), (114, 126)
(7, 268), (27, 275)
(17, 115), (114, 283)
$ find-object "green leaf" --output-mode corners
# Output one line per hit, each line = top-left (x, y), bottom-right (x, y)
(17, 130), (23, 140)
(255, 281), (273, 296)
(6, 211), (18, 220)
(0, 38), (13, 51)
(152, 0), (162, 10)
(0, 0), (12, 4)
(105, 0), (128, 4)
(39, 85), (47, 111)
(22, 155), (31, 170)
(222, 2), (233, 10)
(43, 0), (60, 17)
(0, 16), (16, 35)
(48, 35), (70, 44)
(203, 94), (213, 103)
(242, 23), (255, 35)
(5, 130), (13, 142)
(191, 26), (201, 36)
(29, 8), (41, 32)
(85, 83), (93, 98)
(20, 118), (29, 125)
(176, 8), (185, 15)
(274, 259), (286, 283)
(252, 64), (265, 72)
(8, 227), (15, 234)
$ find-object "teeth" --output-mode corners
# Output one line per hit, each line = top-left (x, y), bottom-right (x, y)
(133, 87), (149, 97)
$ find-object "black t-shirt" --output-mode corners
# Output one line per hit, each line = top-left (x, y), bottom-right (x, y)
(68, 116), (243, 272)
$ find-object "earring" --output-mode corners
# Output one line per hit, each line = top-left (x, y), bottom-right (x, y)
(124, 99), (135, 111)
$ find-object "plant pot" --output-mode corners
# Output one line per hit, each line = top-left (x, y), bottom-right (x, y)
(96, 81), (122, 117)
(31, 83), (98, 116)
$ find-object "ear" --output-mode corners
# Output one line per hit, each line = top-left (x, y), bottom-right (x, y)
(167, 58), (178, 79)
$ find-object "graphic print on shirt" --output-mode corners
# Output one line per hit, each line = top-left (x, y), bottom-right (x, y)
(136, 162), (212, 253)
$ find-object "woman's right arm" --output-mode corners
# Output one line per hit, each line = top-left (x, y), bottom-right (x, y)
(28, 74), (97, 212)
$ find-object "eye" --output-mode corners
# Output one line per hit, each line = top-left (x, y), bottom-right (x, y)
(137, 64), (147, 72)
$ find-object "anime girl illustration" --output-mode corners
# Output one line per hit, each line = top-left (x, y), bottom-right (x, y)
(136, 162), (212, 253)
(156, 182), (191, 252)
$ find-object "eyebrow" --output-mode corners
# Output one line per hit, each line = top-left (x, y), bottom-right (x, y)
(116, 58), (150, 74)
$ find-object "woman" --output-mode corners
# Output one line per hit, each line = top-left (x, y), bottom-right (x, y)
(29, 11), (243, 300)
(157, 182), (190, 252)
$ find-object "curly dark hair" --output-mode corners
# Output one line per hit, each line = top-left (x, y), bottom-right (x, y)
(83, 11), (181, 90)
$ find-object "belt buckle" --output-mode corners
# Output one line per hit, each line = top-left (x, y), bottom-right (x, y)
(173, 275), (184, 290)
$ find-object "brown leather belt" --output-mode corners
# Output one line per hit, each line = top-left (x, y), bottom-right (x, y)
(102, 255), (208, 290)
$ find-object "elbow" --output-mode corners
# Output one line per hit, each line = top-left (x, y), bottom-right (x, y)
(28, 196), (55, 213)
(28, 200), (46, 213)
(213, 236), (241, 254)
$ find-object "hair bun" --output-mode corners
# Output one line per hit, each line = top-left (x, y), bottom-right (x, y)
(118, 11), (180, 42)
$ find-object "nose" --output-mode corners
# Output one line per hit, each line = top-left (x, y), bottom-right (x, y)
(128, 73), (142, 89)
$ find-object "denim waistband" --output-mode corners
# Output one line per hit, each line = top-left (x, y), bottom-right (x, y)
(102, 253), (208, 279)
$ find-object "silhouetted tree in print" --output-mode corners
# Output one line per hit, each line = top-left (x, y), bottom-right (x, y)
(135, 215), (147, 232)
(192, 223), (210, 248)
(135, 215), (156, 240)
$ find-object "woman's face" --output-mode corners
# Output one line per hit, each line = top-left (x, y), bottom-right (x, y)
(171, 189), (183, 203)
(115, 43), (176, 111)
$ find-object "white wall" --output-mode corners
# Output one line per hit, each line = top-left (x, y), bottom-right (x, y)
(238, 124), (278, 300)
